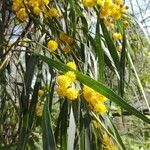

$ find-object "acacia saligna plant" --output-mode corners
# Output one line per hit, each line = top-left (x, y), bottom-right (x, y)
(0, 0), (150, 149)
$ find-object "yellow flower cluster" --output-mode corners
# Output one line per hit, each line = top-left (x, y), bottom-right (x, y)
(82, 0), (128, 20)
(83, 85), (107, 114)
(12, 0), (60, 21)
(112, 32), (122, 40)
(100, 0), (128, 20)
(47, 40), (58, 52)
(82, 0), (97, 7)
(56, 62), (79, 100)
(102, 133), (118, 150)
(44, 7), (60, 17)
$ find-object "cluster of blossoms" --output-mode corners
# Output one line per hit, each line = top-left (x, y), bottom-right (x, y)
(102, 133), (118, 150)
(83, 0), (128, 20)
(47, 32), (74, 53)
(83, 85), (107, 114)
(12, 0), (60, 21)
(56, 62), (79, 101)
(82, 0), (129, 52)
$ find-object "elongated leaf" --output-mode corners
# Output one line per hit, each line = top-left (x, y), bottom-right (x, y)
(100, 20), (120, 71)
(119, 29), (126, 97)
(42, 100), (57, 150)
(35, 53), (150, 124)
(95, 17), (104, 82)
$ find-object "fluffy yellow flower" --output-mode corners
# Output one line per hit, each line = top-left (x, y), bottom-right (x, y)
(56, 86), (67, 97)
(97, 0), (105, 6)
(65, 88), (78, 100)
(95, 92), (107, 102)
(83, 0), (97, 7)
(16, 8), (28, 21)
(112, 32), (122, 40)
(48, 7), (59, 17)
(33, 6), (41, 15)
(103, 0), (113, 8)
(83, 85), (107, 114)
(12, 0), (23, 12)
(38, 90), (44, 97)
(100, 8), (111, 18)
(111, 6), (122, 20)
(44, 0), (50, 5)
(66, 62), (77, 70)
(83, 85), (107, 105)
(56, 75), (71, 88)
(114, 0), (123, 5)
(94, 102), (107, 114)
(65, 71), (76, 83)
(83, 85), (95, 102)
(47, 40), (58, 52)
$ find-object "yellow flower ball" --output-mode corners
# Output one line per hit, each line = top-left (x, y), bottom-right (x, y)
(56, 86), (67, 97)
(111, 7), (122, 20)
(44, 0), (50, 5)
(65, 88), (78, 100)
(112, 32), (122, 40)
(12, 0), (23, 12)
(82, 0), (97, 7)
(95, 92), (107, 102)
(66, 61), (77, 70)
(48, 7), (59, 17)
(97, 0), (105, 6)
(114, 0), (123, 5)
(94, 102), (107, 114)
(83, 85), (95, 102)
(16, 8), (28, 21)
(56, 75), (71, 88)
(65, 71), (76, 83)
(33, 6), (41, 15)
(47, 40), (58, 52)
(38, 90), (44, 97)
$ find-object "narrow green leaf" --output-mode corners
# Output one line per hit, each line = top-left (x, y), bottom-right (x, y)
(35, 53), (150, 124)
(119, 29), (126, 97)
(100, 20), (120, 71)
(95, 17), (104, 82)
(60, 100), (69, 150)
(42, 100), (57, 150)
